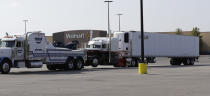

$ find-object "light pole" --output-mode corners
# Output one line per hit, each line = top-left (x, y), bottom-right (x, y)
(23, 20), (28, 34)
(140, 0), (145, 63)
(104, 0), (113, 63)
(116, 14), (123, 32)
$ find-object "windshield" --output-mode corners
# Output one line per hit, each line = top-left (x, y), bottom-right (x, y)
(94, 45), (101, 48)
(1, 41), (15, 47)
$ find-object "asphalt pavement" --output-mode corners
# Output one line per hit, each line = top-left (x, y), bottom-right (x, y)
(0, 55), (210, 96)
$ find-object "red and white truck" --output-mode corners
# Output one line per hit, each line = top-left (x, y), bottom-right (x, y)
(85, 31), (199, 67)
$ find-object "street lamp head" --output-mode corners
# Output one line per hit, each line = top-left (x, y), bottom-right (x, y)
(117, 14), (123, 16)
(104, 0), (113, 3)
(23, 20), (28, 22)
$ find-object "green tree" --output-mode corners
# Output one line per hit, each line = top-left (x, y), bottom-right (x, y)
(175, 28), (183, 35)
(191, 27), (202, 53)
(192, 27), (202, 38)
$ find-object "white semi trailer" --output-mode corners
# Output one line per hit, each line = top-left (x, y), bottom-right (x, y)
(87, 31), (199, 67)
(0, 32), (85, 74)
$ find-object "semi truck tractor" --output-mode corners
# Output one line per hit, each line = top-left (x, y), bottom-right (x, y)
(87, 31), (199, 67)
(85, 37), (119, 67)
(0, 31), (85, 74)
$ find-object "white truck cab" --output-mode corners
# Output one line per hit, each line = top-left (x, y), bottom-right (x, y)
(1, 36), (25, 60)
(85, 37), (119, 67)
(87, 37), (119, 51)
(87, 37), (109, 51)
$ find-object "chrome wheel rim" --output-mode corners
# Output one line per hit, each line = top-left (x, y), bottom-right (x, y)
(3, 63), (9, 72)
(77, 60), (83, 69)
(93, 58), (98, 65)
(131, 60), (136, 66)
(68, 61), (74, 69)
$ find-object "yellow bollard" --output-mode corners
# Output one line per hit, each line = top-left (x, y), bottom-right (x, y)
(138, 63), (147, 74)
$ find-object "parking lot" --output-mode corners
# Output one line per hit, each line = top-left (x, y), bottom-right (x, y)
(0, 55), (209, 96)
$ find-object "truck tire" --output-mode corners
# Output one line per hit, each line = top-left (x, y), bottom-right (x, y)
(183, 58), (194, 65)
(46, 65), (56, 71)
(183, 59), (191, 65)
(75, 58), (84, 70)
(146, 57), (156, 63)
(129, 59), (137, 67)
(91, 57), (99, 67)
(170, 58), (182, 66)
(170, 59), (176, 65)
(190, 58), (195, 65)
(0, 60), (11, 74)
(65, 59), (75, 70)
(176, 61), (182, 65)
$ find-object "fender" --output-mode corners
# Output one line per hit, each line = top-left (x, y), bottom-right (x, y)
(0, 57), (11, 64)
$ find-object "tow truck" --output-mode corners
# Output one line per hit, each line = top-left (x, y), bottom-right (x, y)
(0, 31), (85, 74)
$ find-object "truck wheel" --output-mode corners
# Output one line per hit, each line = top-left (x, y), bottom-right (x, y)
(190, 59), (195, 65)
(131, 60), (136, 67)
(146, 57), (156, 63)
(46, 65), (56, 71)
(170, 59), (176, 65)
(65, 59), (75, 70)
(75, 59), (84, 70)
(129, 59), (137, 67)
(91, 58), (99, 67)
(170, 59), (182, 66)
(176, 61), (182, 65)
(183, 59), (191, 65)
(0, 60), (11, 74)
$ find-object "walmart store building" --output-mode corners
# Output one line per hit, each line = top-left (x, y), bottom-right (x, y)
(52, 30), (210, 54)
(53, 30), (107, 48)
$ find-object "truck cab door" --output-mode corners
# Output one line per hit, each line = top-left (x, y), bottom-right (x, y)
(14, 41), (24, 60)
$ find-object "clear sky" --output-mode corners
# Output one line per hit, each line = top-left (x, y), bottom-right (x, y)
(0, 0), (210, 37)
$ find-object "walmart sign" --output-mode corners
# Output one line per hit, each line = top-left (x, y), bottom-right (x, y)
(66, 33), (89, 39)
